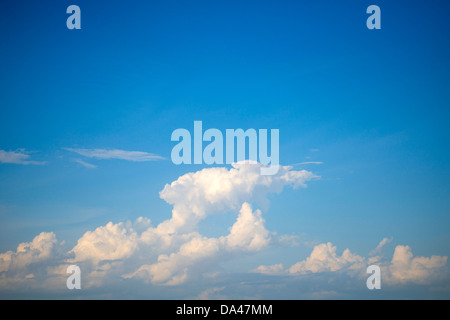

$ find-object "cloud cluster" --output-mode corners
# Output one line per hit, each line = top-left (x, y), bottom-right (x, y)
(155, 162), (317, 234)
(254, 239), (448, 285)
(0, 162), (447, 298)
(126, 202), (271, 285)
(288, 242), (365, 275)
(0, 232), (59, 272)
(0, 162), (317, 291)
(0, 232), (66, 290)
(117, 161), (316, 286)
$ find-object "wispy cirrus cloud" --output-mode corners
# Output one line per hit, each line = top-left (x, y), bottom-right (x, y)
(0, 149), (46, 165)
(63, 148), (165, 162)
(369, 237), (393, 256)
(293, 161), (324, 165)
(73, 159), (97, 169)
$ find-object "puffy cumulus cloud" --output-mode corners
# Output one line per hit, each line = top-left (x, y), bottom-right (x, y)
(0, 162), (316, 291)
(0, 232), (67, 291)
(1, 161), (448, 297)
(156, 162), (318, 234)
(120, 163), (315, 285)
(383, 245), (448, 285)
(63, 218), (154, 288)
(289, 242), (365, 275)
(125, 202), (272, 285)
(254, 241), (448, 286)
(69, 221), (139, 263)
(0, 232), (59, 272)
(225, 202), (270, 251)
(253, 243), (366, 276)
(126, 235), (219, 286)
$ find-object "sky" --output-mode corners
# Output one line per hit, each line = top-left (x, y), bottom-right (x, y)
(0, 0), (449, 299)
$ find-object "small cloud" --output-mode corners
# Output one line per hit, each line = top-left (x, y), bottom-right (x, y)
(0, 149), (46, 165)
(73, 159), (97, 169)
(63, 148), (165, 162)
(292, 161), (324, 166)
(301, 161), (323, 165)
(369, 237), (393, 256)
(253, 264), (285, 275)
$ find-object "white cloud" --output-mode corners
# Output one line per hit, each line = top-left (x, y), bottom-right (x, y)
(0, 149), (46, 165)
(0, 232), (59, 272)
(253, 264), (285, 275)
(2, 161), (447, 297)
(0, 232), (66, 291)
(127, 235), (220, 285)
(369, 237), (393, 256)
(119, 162), (316, 285)
(125, 202), (272, 285)
(255, 241), (448, 286)
(69, 221), (139, 263)
(383, 245), (448, 285)
(225, 202), (270, 251)
(155, 162), (318, 235)
(63, 148), (165, 162)
(293, 161), (324, 165)
(73, 159), (97, 169)
(288, 242), (365, 275)
(0, 162), (313, 289)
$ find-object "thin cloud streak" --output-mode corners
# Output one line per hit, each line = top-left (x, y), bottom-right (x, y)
(73, 159), (98, 169)
(63, 148), (165, 162)
(292, 161), (324, 166)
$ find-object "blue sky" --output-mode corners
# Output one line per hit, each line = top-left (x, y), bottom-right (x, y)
(0, 0), (449, 299)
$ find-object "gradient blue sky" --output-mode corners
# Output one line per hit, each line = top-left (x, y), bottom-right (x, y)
(0, 0), (449, 299)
